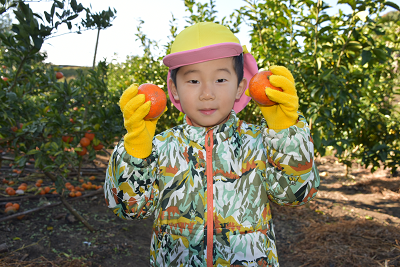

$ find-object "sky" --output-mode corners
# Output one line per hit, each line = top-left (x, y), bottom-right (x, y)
(9, 0), (400, 67)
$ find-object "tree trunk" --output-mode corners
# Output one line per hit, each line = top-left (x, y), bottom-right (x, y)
(92, 27), (101, 68)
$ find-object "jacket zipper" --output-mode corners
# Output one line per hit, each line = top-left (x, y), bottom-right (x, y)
(205, 129), (214, 267)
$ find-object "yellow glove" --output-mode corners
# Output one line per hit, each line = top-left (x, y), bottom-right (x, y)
(246, 66), (299, 129)
(119, 84), (166, 158)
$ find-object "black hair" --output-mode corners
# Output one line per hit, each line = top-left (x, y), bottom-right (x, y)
(170, 53), (244, 88)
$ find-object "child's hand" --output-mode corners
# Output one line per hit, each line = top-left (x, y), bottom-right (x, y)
(119, 84), (167, 158)
(246, 66), (299, 129)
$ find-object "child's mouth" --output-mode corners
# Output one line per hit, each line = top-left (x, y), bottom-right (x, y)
(200, 109), (216, 115)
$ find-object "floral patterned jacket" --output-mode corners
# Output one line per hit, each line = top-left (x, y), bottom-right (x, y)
(104, 110), (320, 267)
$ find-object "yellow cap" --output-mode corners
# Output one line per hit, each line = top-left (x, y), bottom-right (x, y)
(170, 22), (240, 54)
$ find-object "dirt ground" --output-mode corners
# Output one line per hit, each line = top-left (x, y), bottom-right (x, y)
(0, 154), (399, 267)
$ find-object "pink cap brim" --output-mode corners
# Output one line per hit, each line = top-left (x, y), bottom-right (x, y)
(164, 43), (258, 114)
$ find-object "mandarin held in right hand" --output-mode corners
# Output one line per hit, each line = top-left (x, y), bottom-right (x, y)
(137, 83), (167, 120)
(119, 83), (167, 158)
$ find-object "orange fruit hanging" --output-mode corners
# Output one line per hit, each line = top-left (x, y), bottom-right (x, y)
(55, 72), (64, 79)
(76, 147), (87, 156)
(248, 71), (283, 106)
(84, 131), (95, 141)
(80, 137), (90, 147)
(62, 136), (73, 143)
(93, 143), (104, 151)
(137, 83), (167, 120)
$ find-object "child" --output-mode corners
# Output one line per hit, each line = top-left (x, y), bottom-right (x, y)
(104, 22), (320, 267)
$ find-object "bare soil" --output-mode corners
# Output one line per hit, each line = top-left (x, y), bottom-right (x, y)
(0, 154), (399, 267)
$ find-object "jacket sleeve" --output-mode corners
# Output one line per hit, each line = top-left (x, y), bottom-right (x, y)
(262, 112), (320, 206)
(104, 138), (159, 220)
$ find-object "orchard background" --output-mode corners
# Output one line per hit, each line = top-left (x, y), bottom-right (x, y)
(0, 0), (400, 266)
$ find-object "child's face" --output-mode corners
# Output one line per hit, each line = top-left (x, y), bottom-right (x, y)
(169, 57), (247, 128)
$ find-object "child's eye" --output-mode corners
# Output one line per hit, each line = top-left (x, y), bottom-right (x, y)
(189, 80), (199, 84)
(216, 79), (227, 83)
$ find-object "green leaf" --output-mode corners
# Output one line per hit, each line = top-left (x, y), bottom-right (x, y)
(338, 0), (356, 9)
(346, 41), (362, 51)
(32, 37), (44, 50)
(50, 3), (55, 18)
(384, 1), (400, 11)
(373, 49), (387, 61)
(34, 157), (42, 168)
(6, 92), (17, 102)
(361, 50), (372, 66)
(26, 149), (41, 155)
(44, 11), (51, 23)
(67, 14), (79, 21)
(312, 129), (322, 149)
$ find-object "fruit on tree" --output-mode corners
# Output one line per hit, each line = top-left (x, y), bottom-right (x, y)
(76, 147), (87, 156)
(248, 71), (283, 106)
(80, 137), (90, 147)
(137, 83), (167, 120)
(84, 131), (95, 141)
(62, 136), (73, 143)
(93, 143), (104, 151)
(11, 123), (23, 132)
(56, 72), (64, 79)
(2, 77), (9, 82)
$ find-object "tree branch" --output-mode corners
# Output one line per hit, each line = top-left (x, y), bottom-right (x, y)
(44, 172), (96, 232)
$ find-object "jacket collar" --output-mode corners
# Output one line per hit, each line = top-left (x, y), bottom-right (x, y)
(182, 110), (239, 143)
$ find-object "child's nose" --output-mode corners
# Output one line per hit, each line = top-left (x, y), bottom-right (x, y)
(199, 83), (215, 100)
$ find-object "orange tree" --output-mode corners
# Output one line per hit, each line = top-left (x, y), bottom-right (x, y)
(0, 1), (122, 229)
(239, 0), (400, 174)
